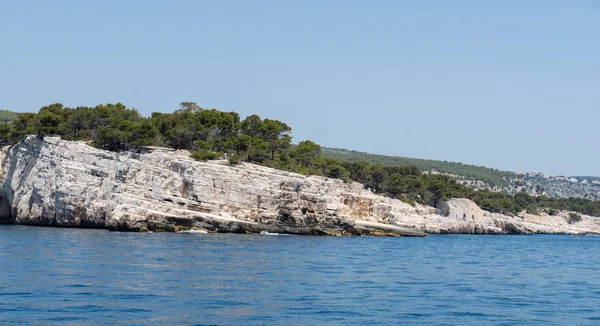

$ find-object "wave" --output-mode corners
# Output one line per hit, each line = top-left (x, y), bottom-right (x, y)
(260, 230), (295, 236)
(177, 230), (209, 234)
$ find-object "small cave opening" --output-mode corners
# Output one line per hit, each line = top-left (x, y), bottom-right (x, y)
(0, 195), (13, 224)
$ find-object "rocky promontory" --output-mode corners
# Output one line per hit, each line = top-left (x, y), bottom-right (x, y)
(1, 137), (599, 236)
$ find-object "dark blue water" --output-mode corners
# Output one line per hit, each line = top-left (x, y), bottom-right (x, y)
(1, 225), (599, 325)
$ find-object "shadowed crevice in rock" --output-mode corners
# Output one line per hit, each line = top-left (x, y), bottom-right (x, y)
(0, 195), (12, 223)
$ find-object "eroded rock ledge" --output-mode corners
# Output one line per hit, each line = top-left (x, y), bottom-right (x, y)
(1, 137), (599, 236)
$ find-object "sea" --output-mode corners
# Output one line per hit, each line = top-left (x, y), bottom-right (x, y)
(1, 225), (599, 325)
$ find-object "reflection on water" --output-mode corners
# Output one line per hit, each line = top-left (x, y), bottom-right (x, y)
(1, 226), (599, 324)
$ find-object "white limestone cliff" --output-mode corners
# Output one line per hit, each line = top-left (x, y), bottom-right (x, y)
(1, 136), (599, 236)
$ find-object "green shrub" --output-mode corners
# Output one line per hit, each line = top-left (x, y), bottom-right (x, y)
(399, 196), (416, 207)
(568, 212), (582, 224)
(192, 149), (220, 161)
(228, 154), (241, 165)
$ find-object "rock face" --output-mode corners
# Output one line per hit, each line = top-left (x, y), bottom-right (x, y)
(1, 136), (599, 236)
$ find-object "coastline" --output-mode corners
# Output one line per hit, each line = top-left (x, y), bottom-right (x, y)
(1, 136), (599, 236)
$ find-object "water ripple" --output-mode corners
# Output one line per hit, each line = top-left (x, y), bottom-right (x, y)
(1, 226), (599, 324)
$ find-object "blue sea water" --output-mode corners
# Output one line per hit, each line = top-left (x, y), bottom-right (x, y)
(1, 225), (599, 325)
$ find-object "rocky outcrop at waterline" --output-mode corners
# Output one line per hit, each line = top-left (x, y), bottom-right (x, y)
(1, 137), (599, 236)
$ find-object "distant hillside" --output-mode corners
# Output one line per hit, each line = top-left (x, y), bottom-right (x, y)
(0, 110), (19, 123)
(572, 176), (600, 182)
(321, 148), (514, 187)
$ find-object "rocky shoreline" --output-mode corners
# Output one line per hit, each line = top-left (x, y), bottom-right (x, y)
(1, 137), (599, 236)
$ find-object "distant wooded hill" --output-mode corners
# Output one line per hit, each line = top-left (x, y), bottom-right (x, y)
(0, 110), (19, 123)
(321, 148), (515, 187)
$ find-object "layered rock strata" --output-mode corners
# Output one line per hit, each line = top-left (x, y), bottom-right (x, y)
(1, 137), (599, 236)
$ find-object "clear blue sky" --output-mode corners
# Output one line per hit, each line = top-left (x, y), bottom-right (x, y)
(1, 0), (599, 176)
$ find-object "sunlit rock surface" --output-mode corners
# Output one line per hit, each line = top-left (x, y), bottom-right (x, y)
(1, 137), (599, 236)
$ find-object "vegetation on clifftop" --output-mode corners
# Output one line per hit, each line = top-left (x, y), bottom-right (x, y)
(321, 148), (514, 187)
(1, 102), (599, 218)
